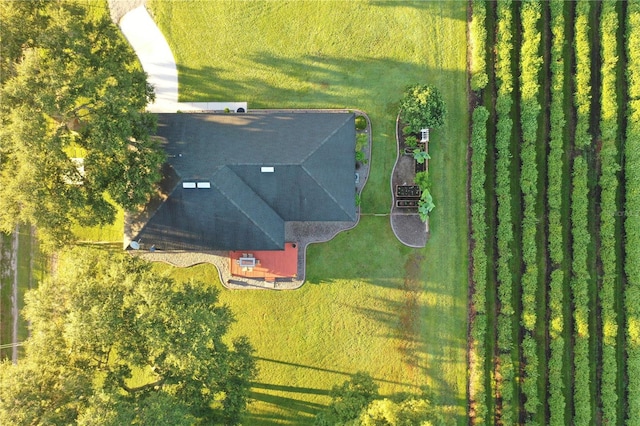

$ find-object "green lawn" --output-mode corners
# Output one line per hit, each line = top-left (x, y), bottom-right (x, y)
(71, 195), (124, 243)
(148, 1), (469, 423)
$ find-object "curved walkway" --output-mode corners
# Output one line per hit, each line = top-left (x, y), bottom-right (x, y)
(389, 115), (429, 248)
(118, 5), (177, 112)
(117, 4), (246, 113)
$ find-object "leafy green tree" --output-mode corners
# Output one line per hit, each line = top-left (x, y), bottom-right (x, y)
(315, 372), (379, 425)
(399, 84), (447, 134)
(0, 1), (164, 247)
(315, 373), (451, 425)
(360, 396), (448, 426)
(0, 248), (256, 425)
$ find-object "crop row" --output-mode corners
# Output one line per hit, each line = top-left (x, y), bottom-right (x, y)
(493, 1), (515, 423)
(518, 0), (542, 419)
(598, 1), (621, 423)
(571, 156), (591, 426)
(573, 0), (592, 150)
(469, 106), (489, 424)
(546, 1), (567, 424)
(470, 0), (488, 91)
(571, 2), (593, 424)
(625, 0), (640, 423)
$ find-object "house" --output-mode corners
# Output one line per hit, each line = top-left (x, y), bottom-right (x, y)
(125, 111), (357, 255)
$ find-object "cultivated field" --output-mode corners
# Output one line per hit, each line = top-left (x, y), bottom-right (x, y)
(469, 0), (637, 424)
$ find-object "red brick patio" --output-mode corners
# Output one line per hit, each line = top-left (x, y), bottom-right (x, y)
(229, 243), (298, 281)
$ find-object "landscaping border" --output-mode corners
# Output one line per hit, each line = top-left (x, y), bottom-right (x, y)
(389, 113), (429, 248)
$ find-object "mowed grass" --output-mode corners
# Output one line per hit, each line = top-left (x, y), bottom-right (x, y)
(148, 1), (469, 424)
(71, 196), (124, 243)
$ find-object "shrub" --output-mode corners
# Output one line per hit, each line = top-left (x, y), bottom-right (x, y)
(417, 189), (434, 222)
(413, 149), (430, 164)
(355, 115), (367, 131)
(404, 135), (418, 148)
(399, 84), (447, 133)
(414, 171), (430, 192)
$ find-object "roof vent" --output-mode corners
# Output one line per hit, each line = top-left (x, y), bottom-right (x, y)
(261, 167), (274, 173)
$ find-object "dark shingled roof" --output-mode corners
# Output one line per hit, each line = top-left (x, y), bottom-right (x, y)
(127, 111), (356, 251)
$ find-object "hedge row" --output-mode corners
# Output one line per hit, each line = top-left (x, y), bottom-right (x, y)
(469, 106), (489, 424)
(571, 156), (592, 426)
(625, 1), (640, 423)
(471, 106), (490, 313)
(598, 1), (621, 423)
(572, 2), (593, 424)
(547, 1), (567, 424)
(518, 0), (542, 420)
(573, 0), (592, 150)
(494, 1), (515, 423)
(470, 0), (488, 91)
(518, 0), (541, 332)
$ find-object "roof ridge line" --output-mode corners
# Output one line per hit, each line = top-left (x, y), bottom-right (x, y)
(299, 113), (353, 163)
(212, 167), (284, 248)
(300, 164), (353, 220)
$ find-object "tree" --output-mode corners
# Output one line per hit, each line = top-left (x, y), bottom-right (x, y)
(0, 248), (257, 425)
(360, 397), (448, 426)
(315, 373), (451, 425)
(315, 372), (379, 425)
(0, 1), (164, 247)
(399, 84), (447, 134)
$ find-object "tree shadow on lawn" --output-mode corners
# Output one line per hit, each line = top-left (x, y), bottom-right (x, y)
(176, 52), (464, 112)
(371, 0), (468, 21)
(254, 356), (421, 389)
(249, 390), (326, 415)
(342, 286), (467, 412)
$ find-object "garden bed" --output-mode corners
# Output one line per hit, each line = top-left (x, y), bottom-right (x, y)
(396, 185), (422, 198)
